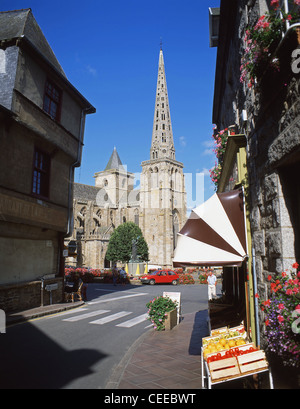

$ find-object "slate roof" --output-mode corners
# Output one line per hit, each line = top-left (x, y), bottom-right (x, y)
(0, 9), (66, 77)
(73, 183), (101, 202)
(105, 147), (125, 171)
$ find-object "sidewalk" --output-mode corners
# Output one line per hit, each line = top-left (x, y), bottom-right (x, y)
(6, 301), (85, 326)
(106, 310), (208, 389)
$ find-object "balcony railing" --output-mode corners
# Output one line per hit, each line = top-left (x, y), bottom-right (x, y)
(277, 0), (300, 33)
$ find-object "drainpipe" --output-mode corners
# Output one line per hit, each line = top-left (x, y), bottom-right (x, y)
(252, 247), (260, 348)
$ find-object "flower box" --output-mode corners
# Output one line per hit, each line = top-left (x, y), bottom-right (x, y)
(164, 308), (177, 331)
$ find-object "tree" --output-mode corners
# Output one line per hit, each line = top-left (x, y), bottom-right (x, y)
(106, 222), (149, 263)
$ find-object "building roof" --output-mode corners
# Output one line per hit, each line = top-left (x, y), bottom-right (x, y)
(104, 147), (125, 171)
(73, 183), (101, 202)
(0, 9), (66, 78)
(0, 9), (95, 113)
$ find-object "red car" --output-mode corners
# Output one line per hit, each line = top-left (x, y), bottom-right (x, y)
(140, 270), (179, 285)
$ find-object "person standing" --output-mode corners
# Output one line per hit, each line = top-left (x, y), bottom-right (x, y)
(207, 270), (217, 300)
(112, 264), (118, 286)
(119, 267), (127, 285)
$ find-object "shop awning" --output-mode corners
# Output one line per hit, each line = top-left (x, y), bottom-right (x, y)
(173, 188), (248, 267)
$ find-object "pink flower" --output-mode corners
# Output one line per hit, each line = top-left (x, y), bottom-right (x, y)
(294, 0), (300, 6)
(278, 303), (285, 310)
(271, 0), (279, 9)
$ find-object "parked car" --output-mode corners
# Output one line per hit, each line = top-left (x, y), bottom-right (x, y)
(140, 270), (179, 285)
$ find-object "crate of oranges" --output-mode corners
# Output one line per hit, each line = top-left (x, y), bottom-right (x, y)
(202, 337), (247, 360)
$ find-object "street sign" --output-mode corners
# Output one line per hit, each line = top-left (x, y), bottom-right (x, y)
(45, 283), (58, 291)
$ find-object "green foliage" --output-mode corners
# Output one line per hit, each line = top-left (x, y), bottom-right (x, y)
(146, 296), (178, 331)
(106, 222), (149, 263)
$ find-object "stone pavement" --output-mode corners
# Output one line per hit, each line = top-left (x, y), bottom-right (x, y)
(106, 310), (208, 389)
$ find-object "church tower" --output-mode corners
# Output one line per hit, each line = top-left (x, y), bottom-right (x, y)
(140, 47), (187, 268)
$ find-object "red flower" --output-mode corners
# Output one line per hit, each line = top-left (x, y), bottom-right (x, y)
(282, 271), (287, 278)
(265, 320), (270, 326)
(277, 315), (284, 323)
(255, 293), (259, 298)
(278, 303), (284, 310)
(292, 262), (299, 269)
(267, 275), (272, 281)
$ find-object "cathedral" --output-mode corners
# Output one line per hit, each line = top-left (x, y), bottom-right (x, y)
(66, 48), (187, 269)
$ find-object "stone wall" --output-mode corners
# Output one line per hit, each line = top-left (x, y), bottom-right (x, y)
(0, 278), (64, 313)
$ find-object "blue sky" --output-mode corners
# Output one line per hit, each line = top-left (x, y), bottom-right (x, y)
(2, 0), (220, 209)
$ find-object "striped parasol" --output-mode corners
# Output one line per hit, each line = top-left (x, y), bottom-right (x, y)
(173, 188), (248, 267)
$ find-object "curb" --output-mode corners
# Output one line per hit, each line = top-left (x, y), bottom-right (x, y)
(104, 327), (153, 389)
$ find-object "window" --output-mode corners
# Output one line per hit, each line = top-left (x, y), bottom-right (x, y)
(43, 80), (62, 121)
(32, 148), (51, 198)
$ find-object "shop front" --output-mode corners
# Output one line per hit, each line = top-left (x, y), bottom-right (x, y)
(172, 133), (273, 387)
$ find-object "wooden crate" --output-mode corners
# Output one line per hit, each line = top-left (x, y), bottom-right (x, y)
(237, 349), (269, 374)
(208, 357), (240, 381)
(211, 326), (228, 336)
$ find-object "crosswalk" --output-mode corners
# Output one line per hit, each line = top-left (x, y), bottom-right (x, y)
(59, 307), (150, 329)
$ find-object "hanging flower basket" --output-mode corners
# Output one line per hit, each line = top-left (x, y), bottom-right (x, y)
(240, 1), (300, 88)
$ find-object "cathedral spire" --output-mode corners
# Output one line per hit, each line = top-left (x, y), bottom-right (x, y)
(150, 48), (175, 161)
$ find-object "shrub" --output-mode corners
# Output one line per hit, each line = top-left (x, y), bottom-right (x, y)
(178, 273), (195, 285)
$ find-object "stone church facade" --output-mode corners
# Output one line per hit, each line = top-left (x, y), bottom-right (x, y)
(66, 49), (187, 269)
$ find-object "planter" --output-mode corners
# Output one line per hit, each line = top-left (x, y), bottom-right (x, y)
(164, 308), (177, 331)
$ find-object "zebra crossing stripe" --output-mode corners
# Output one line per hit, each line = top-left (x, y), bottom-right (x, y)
(62, 310), (110, 322)
(89, 311), (132, 325)
(116, 313), (148, 328)
(88, 293), (148, 305)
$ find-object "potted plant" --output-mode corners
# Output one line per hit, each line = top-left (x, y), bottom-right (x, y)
(258, 262), (300, 367)
(146, 296), (178, 331)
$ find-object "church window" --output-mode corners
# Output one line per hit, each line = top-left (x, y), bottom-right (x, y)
(162, 103), (164, 108)
(32, 148), (51, 198)
(162, 124), (165, 130)
(103, 179), (108, 187)
(43, 80), (62, 122)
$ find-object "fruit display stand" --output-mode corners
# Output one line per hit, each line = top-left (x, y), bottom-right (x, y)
(201, 327), (274, 389)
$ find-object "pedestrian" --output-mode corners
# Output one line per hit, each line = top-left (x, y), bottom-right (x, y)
(119, 266), (127, 285)
(207, 269), (217, 300)
(112, 264), (118, 286)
